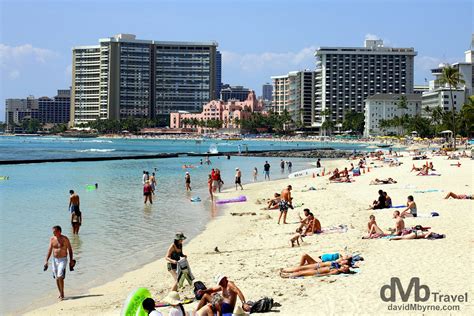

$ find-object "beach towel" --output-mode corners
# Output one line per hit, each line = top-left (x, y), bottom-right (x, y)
(417, 173), (441, 176)
(176, 258), (194, 288)
(414, 189), (443, 193)
(320, 225), (348, 234)
(155, 297), (194, 308)
(390, 205), (406, 209)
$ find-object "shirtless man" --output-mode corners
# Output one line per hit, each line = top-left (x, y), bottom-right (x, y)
(389, 211), (405, 235)
(278, 185), (293, 224)
(44, 226), (74, 300)
(235, 168), (243, 190)
(69, 190), (80, 214)
(363, 215), (385, 238)
(195, 275), (250, 314)
(185, 172), (192, 191)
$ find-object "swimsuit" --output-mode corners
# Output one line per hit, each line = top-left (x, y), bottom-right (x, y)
(235, 177), (241, 184)
(167, 249), (182, 271)
(52, 256), (67, 279)
(279, 200), (289, 212)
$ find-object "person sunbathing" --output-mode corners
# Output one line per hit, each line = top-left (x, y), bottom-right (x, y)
(384, 192), (392, 208)
(328, 168), (340, 180)
(428, 162), (435, 171)
(370, 178), (397, 185)
(290, 210), (321, 246)
(363, 215), (385, 238)
(266, 193), (281, 209)
(279, 262), (351, 278)
(400, 195), (417, 218)
(389, 230), (434, 240)
(411, 164), (422, 172)
(416, 165), (429, 176)
(444, 192), (473, 200)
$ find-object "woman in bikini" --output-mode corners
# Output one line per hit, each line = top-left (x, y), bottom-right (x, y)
(280, 262), (351, 278)
(400, 195), (417, 218)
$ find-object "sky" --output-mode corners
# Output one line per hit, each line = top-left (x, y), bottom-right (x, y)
(0, 0), (472, 121)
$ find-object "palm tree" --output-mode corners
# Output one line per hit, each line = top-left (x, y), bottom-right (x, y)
(436, 65), (465, 149)
(320, 108), (332, 135)
(460, 95), (474, 137)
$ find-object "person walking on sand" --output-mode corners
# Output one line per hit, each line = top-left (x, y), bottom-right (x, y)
(253, 167), (258, 182)
(185, 172), (192, 191)
(44, 225), (75, 300)
(278, 185), (293, 224)
(264, 161), (271, 180)
(143, 180), (153, 204)
(68, 190), (80, 214)
(165, 232), (187, 291)
(235, 168), (243, 190)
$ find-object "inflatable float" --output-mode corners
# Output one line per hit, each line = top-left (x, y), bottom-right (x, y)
(121, 287), (151, 316)
(216, 195), (247, 204)
(190, 197), (201, 202)
(288, 168), (322, 179)
(0, 176), (9, 180)
(86, 185), (97, 191)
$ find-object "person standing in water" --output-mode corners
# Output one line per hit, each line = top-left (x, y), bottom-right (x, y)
(208, 174), (214, 201)
(264, 161), (271, 180)
(185, 172), (192, 191)
(253, 167), (258, 182)
(44, 225), (75, 300)
(71, 208), (82, 234)
(68, 190), (80, 214)
(143, 181), (153, 204)
(280, 159), (285, 172)
(166, 232), (187, 291)
(149, 172), (157, 195)
(235, 168), (243, 190)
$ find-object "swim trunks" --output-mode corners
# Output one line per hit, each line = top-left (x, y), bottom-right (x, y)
(221, 303), (233, 314)
(279, 200), (289, 212)
(70, 204), (79, 214)
(52, 256), (67, 279)
(235, 177), (241, 184)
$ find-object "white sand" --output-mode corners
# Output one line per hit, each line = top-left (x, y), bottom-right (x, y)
(24, 154), (473, 315)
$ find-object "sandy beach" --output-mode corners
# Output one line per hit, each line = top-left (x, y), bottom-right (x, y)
(24, 153), (473, 316)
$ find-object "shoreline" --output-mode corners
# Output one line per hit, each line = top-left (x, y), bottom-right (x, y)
(23, 154), (474, 315)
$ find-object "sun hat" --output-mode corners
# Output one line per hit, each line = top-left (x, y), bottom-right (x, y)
(215, 273), (227, 285)
(186, 171), (189, 174)
(163, 291), (182, 305)
(233, 305), (249, 316)
(175, 232), (187, 240)
(235, 167), (239, 170)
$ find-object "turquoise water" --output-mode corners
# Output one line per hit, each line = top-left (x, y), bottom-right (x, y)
(0, 136), (368, 161)
(0, 137), (368, 314)
(0, 154), (330, 314)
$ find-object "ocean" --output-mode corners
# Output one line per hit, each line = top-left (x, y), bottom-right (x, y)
(0, 136), (367, 314)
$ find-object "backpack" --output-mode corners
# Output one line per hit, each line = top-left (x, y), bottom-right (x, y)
(249, 297), (274, 313)
(193, 281), (207, 300)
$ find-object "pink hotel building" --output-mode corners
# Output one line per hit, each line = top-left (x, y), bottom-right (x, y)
(170, 91), (265, 133)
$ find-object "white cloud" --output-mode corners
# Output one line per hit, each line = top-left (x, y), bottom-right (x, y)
(221, 46), (317, 73)
(8, 70), (20, 79)
(415, 55), (458, 73)
(0, 43), (57, 68)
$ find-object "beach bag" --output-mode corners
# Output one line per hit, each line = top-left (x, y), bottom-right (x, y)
(249, 297), (273, 313)
(193, 281), (207, 300)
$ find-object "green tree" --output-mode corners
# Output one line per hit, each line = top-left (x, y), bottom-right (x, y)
(436, 65), (465, 149)
(342, 110), (365, 134)
(459, 95), (474, 137)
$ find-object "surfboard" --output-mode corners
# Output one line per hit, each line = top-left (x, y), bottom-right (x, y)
(288, 168), (322, 179)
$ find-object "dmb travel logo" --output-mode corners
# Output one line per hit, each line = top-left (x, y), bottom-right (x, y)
(380, 277), (468, 312)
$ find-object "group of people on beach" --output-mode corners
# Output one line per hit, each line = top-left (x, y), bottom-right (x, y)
(143, 170), (157, 204)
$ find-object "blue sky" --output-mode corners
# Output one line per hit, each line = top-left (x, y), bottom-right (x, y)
(0, 0), (472, 121)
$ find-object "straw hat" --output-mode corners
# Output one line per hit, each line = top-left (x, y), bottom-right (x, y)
(233, 305), (249, 316)
(163, 291), (182, 305)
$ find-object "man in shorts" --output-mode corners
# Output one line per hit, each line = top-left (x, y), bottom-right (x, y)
(278, 185), (293, 224)
(264, 161), (271, 180)
(44, 225), (75, 300)
(69, 190), (80, 214)
(235, 168), (243, 190)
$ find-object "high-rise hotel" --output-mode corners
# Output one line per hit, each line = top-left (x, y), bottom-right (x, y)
(314, 39), (416, 131)
(71, 34), (220, 126)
